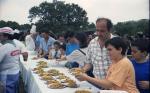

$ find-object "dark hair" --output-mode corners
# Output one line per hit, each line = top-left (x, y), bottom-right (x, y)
(105, 37), (128, 55)
(3, 33), (13, 40)
(75, 32), (88, 48)
(131, 38), (149, 53)
(96, 18), (113, 31)
(59, 43), (66, 51)
(12, 33), (21, 40)
(64, 31), (75, 40)
(54, 41), (60, 46)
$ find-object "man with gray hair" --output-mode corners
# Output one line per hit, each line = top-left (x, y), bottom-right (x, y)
(78, 18), (115, 79)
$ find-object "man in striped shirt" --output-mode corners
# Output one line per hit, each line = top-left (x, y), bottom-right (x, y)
(82, 18), (115, 79)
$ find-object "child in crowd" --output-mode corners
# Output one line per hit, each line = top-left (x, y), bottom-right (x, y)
(48, 41), (61, 59)
(130, 38), (150, 93)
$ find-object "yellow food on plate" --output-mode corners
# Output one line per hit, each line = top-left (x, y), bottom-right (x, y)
(41, 75), (53, 80)
(75, 89), (91, 93)
(48, 82), (64, 89)
(46, 80), (59, 84)
(70, 68), (85, 76)
(64, 80), (78, 88)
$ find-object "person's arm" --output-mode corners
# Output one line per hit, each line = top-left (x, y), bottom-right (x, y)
(48, 50), (52, 59)
(82, 42), (92, 72)
(82, 63), (92, 72)
(76, 73), (115, 89)
(66, 50), (79, 62)
(37, 48), (43, 57)
(40, 51), (47, 58)
(0, 45), (8, 62)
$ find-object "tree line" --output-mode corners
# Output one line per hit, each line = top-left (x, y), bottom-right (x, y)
(0, 1), (149, 37)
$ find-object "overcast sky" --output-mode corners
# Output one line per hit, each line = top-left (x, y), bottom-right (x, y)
(0, 0), (149, 24)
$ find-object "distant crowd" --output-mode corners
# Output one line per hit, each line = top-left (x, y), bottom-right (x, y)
(0, 18), (149, 93)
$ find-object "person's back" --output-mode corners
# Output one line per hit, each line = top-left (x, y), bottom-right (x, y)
(0, 42), (20, 93)
(0, 27), (20, 93)
(0, 43), (20, 75)
(25, 34), (35, 51)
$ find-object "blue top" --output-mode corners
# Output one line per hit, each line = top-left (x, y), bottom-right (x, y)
(35, 35), (43, 48)
(40, 37), (55, 53)
(65, 43), (79, 55)
(131, 59), (150, 93)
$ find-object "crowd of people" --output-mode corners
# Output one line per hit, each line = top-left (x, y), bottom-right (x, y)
(0, 18), (149, 93)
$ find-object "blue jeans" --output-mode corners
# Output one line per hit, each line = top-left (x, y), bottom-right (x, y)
(0, 73), (19, 93)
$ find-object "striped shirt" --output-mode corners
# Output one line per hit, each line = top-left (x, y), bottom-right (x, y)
(86, 35), (115, 79)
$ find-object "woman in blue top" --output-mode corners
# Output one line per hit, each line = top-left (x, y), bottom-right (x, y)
(130, 38), (150, 93)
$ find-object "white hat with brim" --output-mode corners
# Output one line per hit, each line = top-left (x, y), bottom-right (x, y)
(13, 29), (20, 34)
(0, 27), (14, 35)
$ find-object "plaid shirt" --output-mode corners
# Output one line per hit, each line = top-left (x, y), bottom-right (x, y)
(86, 36), (114, 79)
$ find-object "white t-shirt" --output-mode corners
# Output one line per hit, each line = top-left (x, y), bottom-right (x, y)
(66, 48), (87, 67)
(13, 39), (27, 53)
(25, 35), (35, 51)
(0, 43), (20, 74)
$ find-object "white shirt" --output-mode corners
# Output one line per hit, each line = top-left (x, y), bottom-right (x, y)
(85, 34), (115, 79)
(50, 49), (61, 59)
(0, 43), (20, 74)
(66, 48), (87, 67)
(25, 35), (35, 51)
(13, 39), (27, 53)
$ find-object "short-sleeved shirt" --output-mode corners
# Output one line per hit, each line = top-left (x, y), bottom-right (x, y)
(131, 59), (150, 93)
(50, 49), (61, 59)
(40, 37), (55, 53)
(65, 43), (79, 55)
(0, 43), (20, 75)
(25, 35), (35, 51)
(85, 36), (114, 79)
(106, 57), (139, 93)
(35, 35), (42, 48)
(13, 39), (27, 53)
(66, 48), (87, 67)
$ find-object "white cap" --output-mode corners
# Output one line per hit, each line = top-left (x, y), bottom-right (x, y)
(13, 29), (20, 34)
(0, 27), (14, 35)
(30, 25), (36, 34)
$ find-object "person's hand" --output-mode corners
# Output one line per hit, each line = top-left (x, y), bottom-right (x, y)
(32, 57), (39, 60)
(75, 73), (88, 81)
(138, 81), (149, 89)
(22, 52), (28, 61)
(60, 56), (66, 60)
(56, 59), (62, 61)
(37, 54), (41, 58)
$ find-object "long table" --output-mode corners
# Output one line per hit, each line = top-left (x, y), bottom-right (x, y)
(19, 52), (100, 93)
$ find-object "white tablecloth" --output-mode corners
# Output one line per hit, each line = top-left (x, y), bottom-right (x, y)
(19, 52), (100, 93)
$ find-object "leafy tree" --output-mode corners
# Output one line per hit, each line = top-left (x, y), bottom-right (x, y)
(0, 20), (7, 27)
(0, 20), (31, 32)
(0, 20), (20, 29)
(20, 24), (31, 31)
(28, 1), (89, 34)
(114, 19), (149, 36)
